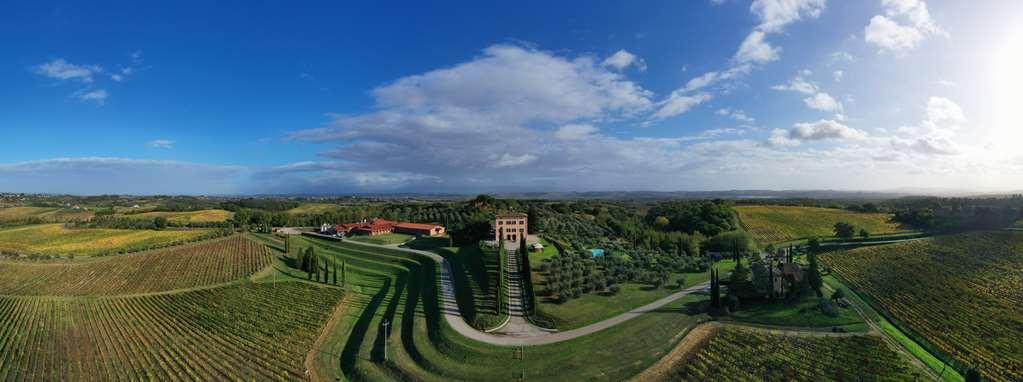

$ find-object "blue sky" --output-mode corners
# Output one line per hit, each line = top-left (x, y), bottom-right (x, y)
(2, 0), (1022, 195)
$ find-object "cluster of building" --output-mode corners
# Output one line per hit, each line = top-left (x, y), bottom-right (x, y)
(320, 218), (446, 237)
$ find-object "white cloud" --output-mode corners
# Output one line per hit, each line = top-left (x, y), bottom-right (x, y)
(492, 153), (538, 168)
(74, 89), (108, 105)
(651, 92), (712, 120)
(111, 67), (133, 82)
(750, 0), (827, 33)
(770, 119), (866, 146)
(147, 139), (175, 149)
(33, 59), (102, 83)
(716, 108), (755, 124)
(803, 92), (842, 112)
(683, 65), (750, 92)
(772, 76), (818, 94)
(734, 31), (780, 64)
(865, 0), (945, 53)
(773, 73), (844, 114)
(925, 96), (964, 125)
(603, 50), (646, 71)
(830, 51), (855, 63)
(832, 70), (843, 82)
(890, 136), (959, 155)
(555, 124), (598, 140)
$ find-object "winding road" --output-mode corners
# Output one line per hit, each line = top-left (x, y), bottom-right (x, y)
(339, 239), (712, 346)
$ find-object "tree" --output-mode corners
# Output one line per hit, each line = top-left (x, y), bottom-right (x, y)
(965, 368), (981, 382)
(710, 269), (721, 309)
(830, 288), (845, 302)
(833, 221), (856, 238)
(858, 228), (870, 239)
(728, 262), (754, 300)
(806, 251), (823, 297)
(807, 237), (821, 253)
(153, 216), (168, 230)
(653, 216), (670, 228)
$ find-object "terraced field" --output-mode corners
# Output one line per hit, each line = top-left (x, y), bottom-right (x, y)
(292, 236), (713, 381)
(821, 231), (1023, 381)
(656, 325), (923, 381)
(122, 209), (234, 224)
(0, 206), (93, 223)
(0, 224), (212, 256)
(0, 282), (343, 381)
(735, 205), (903, 244)
(0, 236), (272, 296)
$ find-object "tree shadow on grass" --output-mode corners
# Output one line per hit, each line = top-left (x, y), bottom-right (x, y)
(340, 277), (391, 375)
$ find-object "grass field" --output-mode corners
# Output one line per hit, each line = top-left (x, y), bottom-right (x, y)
(532, 259), (736, 330)
(735, 205), (904, 244)
(0, 236), (272, 296)
(0, 206), (94, 222)
(726, 295), (866, 332)
(347, 232), (413, 245)
(0, 281), (344, 381)
(289, 235), (719, 381)
(437, 243), (506, 329)
(821, 231), (1023, 382)
(1014, 219), (1023, 228)
(0, 224), (212, 256)
(286, 203), (342, 214)
(657, 325), (925, 381)
(122, 209), (233, 224)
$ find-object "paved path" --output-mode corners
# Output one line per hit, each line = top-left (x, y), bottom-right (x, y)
(338, 239), (710, 347)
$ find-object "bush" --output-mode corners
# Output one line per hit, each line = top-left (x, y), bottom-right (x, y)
(818, 299), (840, 317)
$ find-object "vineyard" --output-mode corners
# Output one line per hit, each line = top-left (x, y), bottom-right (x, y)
(0, 282), (344, 381)
(821, 231), (1023, 381)
(0, 236), (272, 296)
(735, 205), (903, 244)
(663, 325), (923, 381)
(0, 206), (94, 223)
(0, 224), (212, 257)
(122, 209), (234, 224)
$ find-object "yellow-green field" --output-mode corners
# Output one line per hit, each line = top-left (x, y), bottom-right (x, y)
(0, 224), (211, 256)
(122, 209), (233, 224)
(735, 205), (903, 244)
(285, 203), (341, 214)
(0, 207), (94, 222)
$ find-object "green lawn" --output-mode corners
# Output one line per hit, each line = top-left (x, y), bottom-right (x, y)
(823, 275), (963, 382)
(347, 232), (414, 245)
(1014, 219), (1023, 228)
(281, 235), (717, 381)
(726, 295), (866, 332)
(533, 259), (736, 330)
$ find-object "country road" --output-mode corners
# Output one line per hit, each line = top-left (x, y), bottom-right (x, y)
(339, 239), (712, 346)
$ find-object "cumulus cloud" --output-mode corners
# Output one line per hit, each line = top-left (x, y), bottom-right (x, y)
(773, 72), (844, 114)
(603, 50), (646, 71)
(555, 124), (598, 140)
(803, 92), (842, 112)
(865, 0), (945, 53)
(0, 157), (245, 195)
(832, 70), (843, 82)
(74, 89), (109, 105)
(890, 136), (959, 155)
(147, 139), (175, 149)
(284, 44), (670, 190)
(33, 59), (102, 83)
(770, 119), (866, 146)
(897, 96), (965, 139)
(751, 0), (827, 33)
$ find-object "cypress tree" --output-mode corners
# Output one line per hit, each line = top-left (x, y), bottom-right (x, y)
(332, 259), (337, 285)
(710, 269), (721, 309)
